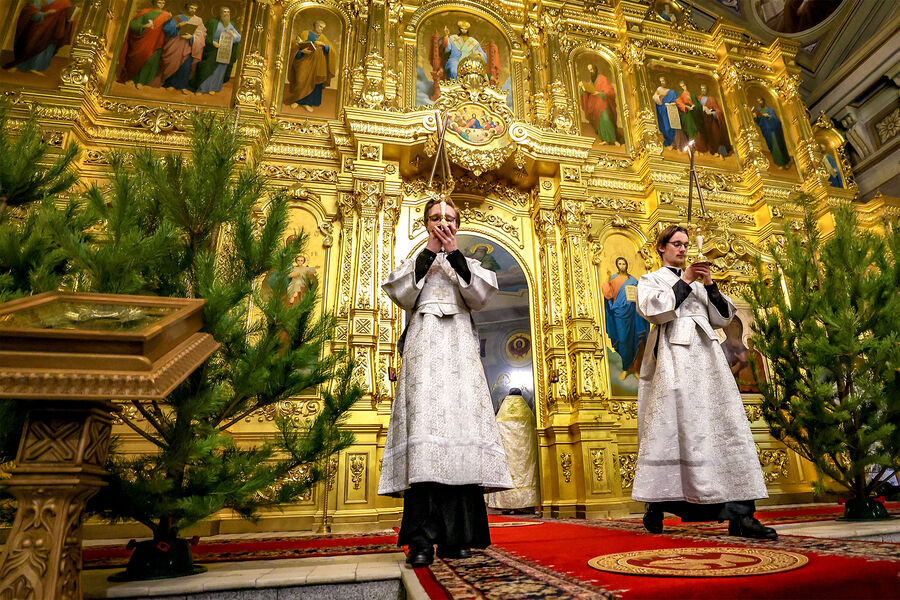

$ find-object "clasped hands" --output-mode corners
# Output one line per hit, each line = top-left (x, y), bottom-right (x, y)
(681, 262), (712, 285)
(426, 221), (459, 254)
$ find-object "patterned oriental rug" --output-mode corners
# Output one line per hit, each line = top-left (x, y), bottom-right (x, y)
(632, 501), (900, 530)
(414, 515), (900, 600)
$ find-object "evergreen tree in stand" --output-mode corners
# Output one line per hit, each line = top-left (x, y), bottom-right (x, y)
(745, 194), (899, 520)
(48, 111), (360, 579)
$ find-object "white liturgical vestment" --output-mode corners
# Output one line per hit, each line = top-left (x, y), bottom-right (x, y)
(633, 266), (768, 504)
(378, 252), (514, 496)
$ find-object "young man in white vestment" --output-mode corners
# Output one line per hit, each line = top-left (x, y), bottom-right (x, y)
(379, 197), (514, 567)
(633, 225), (777, 540)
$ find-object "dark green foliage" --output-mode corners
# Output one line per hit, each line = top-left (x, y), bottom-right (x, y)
(745, 194), (900, 505)
(0, 100), (81, 301)
(0, 100), (82, 524)
(0, 102), (78, 219)
(48, 111), (359, 540)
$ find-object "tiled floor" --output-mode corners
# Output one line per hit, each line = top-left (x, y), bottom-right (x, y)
(772, 518), (900, 542)
(82, 553), (430, 600)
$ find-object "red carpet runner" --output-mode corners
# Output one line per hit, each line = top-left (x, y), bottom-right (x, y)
(412, 512), (899, 600)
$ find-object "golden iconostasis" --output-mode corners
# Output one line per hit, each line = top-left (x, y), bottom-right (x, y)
(3, 0), (893, 529)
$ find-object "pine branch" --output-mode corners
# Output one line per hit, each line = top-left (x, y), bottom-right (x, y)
(117, 412), (166, 450)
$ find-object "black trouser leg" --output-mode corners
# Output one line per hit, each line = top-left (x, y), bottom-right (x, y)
(397, 482), (491, 551)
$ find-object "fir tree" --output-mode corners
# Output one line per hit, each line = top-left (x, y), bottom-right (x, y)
(0, 100), (81, 301)
(745, 195), (900, 518)
(50, 111), (360, 542)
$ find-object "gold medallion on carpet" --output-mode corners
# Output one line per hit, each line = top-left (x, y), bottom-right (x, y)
(588, 547), (809, 577)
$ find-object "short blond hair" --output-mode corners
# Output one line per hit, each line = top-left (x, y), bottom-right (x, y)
(423, 196), (461, 228)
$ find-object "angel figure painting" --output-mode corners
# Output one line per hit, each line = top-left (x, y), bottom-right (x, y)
(574, 54), (625, 151)
(416, 11), (512, 109)
(281, 8), (342, 118)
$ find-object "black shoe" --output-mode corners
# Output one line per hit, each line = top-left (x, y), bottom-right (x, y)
(437, 546), (471, 559)
(643, 506), (663, 534)
(406, 546), (434, 567)
(729, 515), (778, 540)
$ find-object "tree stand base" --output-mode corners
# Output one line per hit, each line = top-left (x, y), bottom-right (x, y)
(108, 538), (207, 582)
(842, 497), (891, 521)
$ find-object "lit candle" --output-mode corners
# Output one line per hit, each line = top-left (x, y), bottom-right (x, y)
(696, 234), (704, 253)
(440, 199), (447, 227)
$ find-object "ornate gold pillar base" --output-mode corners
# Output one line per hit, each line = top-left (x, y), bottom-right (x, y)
(0, 402), (114, 600)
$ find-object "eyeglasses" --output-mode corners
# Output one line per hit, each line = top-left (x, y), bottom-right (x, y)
(427, 214), (456, 223)
(666, 242), (691, 249)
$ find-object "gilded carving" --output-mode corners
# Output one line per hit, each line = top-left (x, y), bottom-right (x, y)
(264, 165), (338, 182)
(618, 452), (637, 489)
(260, 464), (313, 502)
(592, 196), (644, 212)
(560, 452), (572, 483)
(244, 399), (321, 425)
(589, 448), (604, 482)
(349, 454), (366, 490)
(744, 403), (763, 423)
(98, 100), (189, 135)
(757, 445), (789, 483)
(277, 120), (330, 136)
(604, 400), (637, 420)
(236, 75), (265, 107)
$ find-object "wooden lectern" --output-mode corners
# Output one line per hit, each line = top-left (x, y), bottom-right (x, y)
(0, 292), (219, 600)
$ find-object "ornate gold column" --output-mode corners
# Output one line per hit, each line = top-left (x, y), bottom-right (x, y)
(59, 0), (111, 93)
(335, 146), (398, 403)
(555, 166), (603, 407)
(348, 0), (399, 110)
(521, 4), (550, 126)
(0, 402), (113, 600)
(717, 60), (770, 177)
(618, 39), (662, 158)
(533, 180), (570, 416)
(234, 1), (269, 109)
(541, 6), (576, 133)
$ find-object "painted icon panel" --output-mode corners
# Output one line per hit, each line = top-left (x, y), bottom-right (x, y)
(107, 0), (246, 107)
(574, 52), (626, 152)
(648, 64), (738, 169)
(280, 7), (343, 119)
(598, 233), (650, 397)
(746, 84), (799, 177)
(0, 0), (86, 90)
(416, 10), (512, 109)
